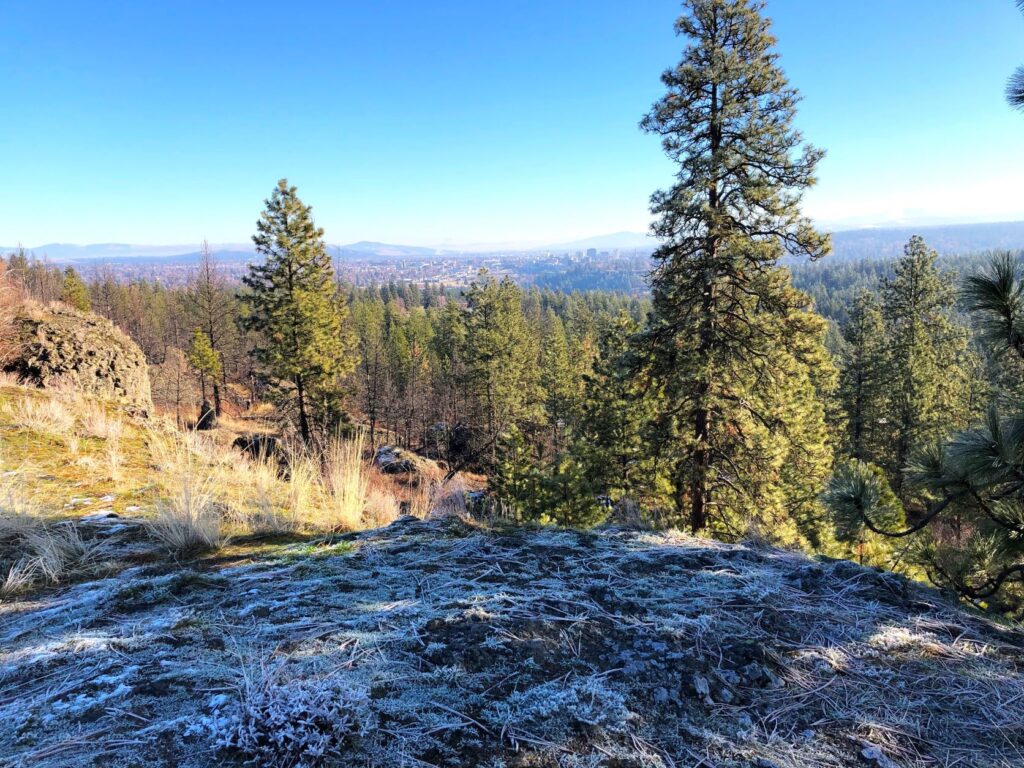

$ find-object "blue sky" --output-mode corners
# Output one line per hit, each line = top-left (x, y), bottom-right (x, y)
(2, 0), (1022, 248)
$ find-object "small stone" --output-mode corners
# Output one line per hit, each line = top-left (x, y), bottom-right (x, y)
(713, 684), (734, 704)
(692, 673), (713, 705)
(861, 745), (899, 768)
(81, 511), (119, 522)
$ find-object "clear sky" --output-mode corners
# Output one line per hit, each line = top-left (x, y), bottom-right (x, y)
(2, 0), (1022, 248)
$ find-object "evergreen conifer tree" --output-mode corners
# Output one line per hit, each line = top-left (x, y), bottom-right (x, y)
(463, 273), (541, 467)
(241, 179), (356, 443)
(539, 309), (579, 453)
(186, 328), (222, 404)
(829, 255), (1024, 611)
(639, 0), (830, 533)
(1008, 0), (1024, 109)
(838, 291), (889, 464)
(880, 236), (979, 499)
(576, 313), (666, 507)
(61, 267), (91, 312)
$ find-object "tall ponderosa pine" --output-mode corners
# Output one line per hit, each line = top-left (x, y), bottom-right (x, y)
(640, 0), (830, 533)
(241, 179), (356, 443)
(838, 291), (889, 464)
(880, 236), (980, 499)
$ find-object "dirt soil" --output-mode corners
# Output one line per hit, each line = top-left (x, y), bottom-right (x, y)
(2, 515), (1023, 767)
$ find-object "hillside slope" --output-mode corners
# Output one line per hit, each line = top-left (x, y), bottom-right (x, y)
(2, 515), (1023, 768)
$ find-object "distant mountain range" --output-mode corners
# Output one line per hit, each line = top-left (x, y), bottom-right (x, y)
(828, 221), (1024, 261)
(6, 221), (1024, 265)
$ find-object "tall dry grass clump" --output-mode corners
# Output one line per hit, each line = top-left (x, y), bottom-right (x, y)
(284, 450), (319, 528)
(79, 401), (125, 441)
(0, 474), (107, 596)
(147, 432), (224, 553)
(223, 447), (308, 535)
(320, 433), (369, 531)
(10, 397), (75, 436)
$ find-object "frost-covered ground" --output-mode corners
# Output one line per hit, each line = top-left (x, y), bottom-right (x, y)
(2, 515), (1024, 768)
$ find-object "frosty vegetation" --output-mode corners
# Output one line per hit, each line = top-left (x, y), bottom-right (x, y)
(3, 513), (1024, 767)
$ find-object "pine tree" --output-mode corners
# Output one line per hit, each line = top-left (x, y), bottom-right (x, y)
(61, 267), (91, 312)
(240, 179), (356, 443)
(639, 0), (829, 533)
(463, 273), (541, 467)
(576, 313), (666, 507)
(351, 297), (388, 448)
(837, 291), (889, 464)
(186, 328), (222, 403)
(880, 236), (979, 499)
(491, 424), (543, 520)
(539, 309), (579, 453)
(430, 299), (468, 464)
(828, 255), (1024, 611)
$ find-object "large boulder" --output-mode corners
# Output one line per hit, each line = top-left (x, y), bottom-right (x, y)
(374, 444), (444, 481)
(4, 304), (153, 414)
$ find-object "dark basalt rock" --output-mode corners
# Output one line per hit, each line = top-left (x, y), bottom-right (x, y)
(4, 304), (152, 414)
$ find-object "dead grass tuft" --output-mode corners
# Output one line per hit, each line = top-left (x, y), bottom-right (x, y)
(78, 402), (125, 441)
(10, 397), (75, 436)
(146, 433), (225, 553)
(320, 433), (369, 531)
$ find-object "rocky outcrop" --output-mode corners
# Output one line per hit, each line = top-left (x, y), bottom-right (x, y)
(4, 304), (152, 414)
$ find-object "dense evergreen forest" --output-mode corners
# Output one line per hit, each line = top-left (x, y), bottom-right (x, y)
(4, 0), (1024, 618)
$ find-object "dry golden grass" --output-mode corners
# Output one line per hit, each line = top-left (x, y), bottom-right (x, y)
(320, 433), (369, 531)
(364, 485), (401, 528)
(147, 432), (224, 553)
(78, 401), (125, 441)
(0, 473), (109, 595)
(1, 385), (455, 560)
(9, 397), (75, 436)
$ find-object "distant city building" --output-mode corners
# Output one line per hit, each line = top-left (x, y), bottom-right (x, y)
(586, 248), (598, 259)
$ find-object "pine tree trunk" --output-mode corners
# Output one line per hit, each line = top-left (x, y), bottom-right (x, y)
(686, 78), (722, 535)
(690, 396), (711, 534)
(296, 375), (311, 444)
(851, 371), (865, 461)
